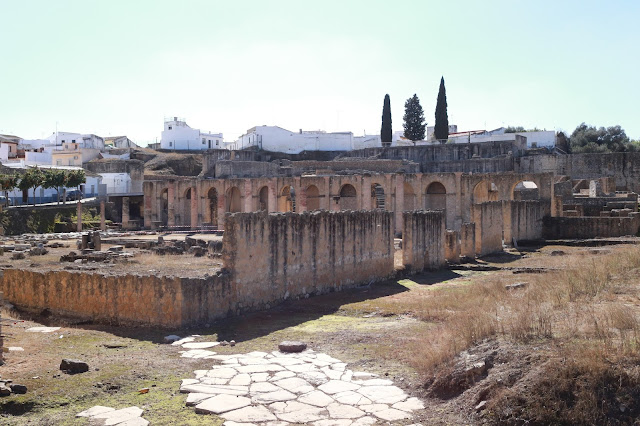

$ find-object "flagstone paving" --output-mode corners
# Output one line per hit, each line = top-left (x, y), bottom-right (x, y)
(180, 349), (425, 425)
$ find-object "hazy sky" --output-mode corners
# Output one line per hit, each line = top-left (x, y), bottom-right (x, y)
(1, 0), (639, 144)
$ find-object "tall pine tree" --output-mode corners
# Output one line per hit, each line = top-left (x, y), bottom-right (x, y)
(403, 94), (426, 142)
(381, 94), (392, 146)
(434, 76), (449, 141)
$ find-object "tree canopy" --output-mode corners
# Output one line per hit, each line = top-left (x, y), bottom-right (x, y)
(380, 94), (392, 144)
(505, 126), (542, 133)
(403, 94), (426, 141)
(569, 123), (636, 153)
(434, 77), (449, 140)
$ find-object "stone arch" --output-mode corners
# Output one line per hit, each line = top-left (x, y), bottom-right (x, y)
(339, 184), (358, 210)
(279, 185), (295, 212)
(403, 182), (416, 211)
(371, 183), (385, 210)
(472, 180), (499, 204)
(258, 186), (269, 211)
(207, 187), (218, 225)
(512, 180), (539, 200)
(306, 185), (320, 211)
(226, 186), (241, 212)
(160, 188), (169, 225)
(425, 181), (447, 210)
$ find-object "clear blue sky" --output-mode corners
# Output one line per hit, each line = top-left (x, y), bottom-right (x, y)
(1, 0), (638, 144)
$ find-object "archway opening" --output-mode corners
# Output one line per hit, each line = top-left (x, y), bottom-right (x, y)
(425, 181), (447, 210)
(513, 180), (539, 200)
(279, 185), (294, 212)
(258, 186), (269, 211)
(472, 180), (498, 204)
(160, 188), (169, 225)
(339, 184), (357, 210)
(403, 182), (416, 211)
(226, 186), (241, 212)
(184, 188), (192, 227)
(306, 185), (320, 210)
(371, 183), (385, 210)
(207, 188), (218, 225)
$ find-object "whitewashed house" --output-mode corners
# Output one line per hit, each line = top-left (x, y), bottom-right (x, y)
(236, 126), (355, 154)
(160, 117), (223, 150)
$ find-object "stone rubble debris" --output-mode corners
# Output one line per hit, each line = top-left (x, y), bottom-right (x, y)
(180, 349), (424, 425)
(60, 358), (90, 374)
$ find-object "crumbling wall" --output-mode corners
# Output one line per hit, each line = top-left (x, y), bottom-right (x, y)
(445, 230), (461, 263)
(223, 210), (394, 313)
(542, 214), (640, 239)
(472, 202), (504, 256)
(460, 222), (476, 258)
(505, 200), (544, 243)
(214, 161), (284, 179)
(402, 210), (446, 271)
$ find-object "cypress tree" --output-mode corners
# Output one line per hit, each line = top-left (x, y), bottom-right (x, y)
(403, 94), (426, 141)
(434, 76), (449, 141)
(381, 94), (392, 145)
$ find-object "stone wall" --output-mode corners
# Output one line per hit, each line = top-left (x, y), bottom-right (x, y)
(460, 222), (476, 258)
(214, 161), (284, 179)
(504, 200), (544, 243)
(542, 214), (640, 239)
(342, 139), (525, 168)
(472, 202), (504, 256)
(0, 269), (234, 327)
(445, 230), (461, 263)
(0, 210), (396, 327)
(402, 210), (446, 271)
(291, 159), (419, 176)
(223, 211), (395, 312)
(516, 152), (640, 193)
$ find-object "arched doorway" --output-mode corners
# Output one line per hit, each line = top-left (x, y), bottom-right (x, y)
(279, 185), (294, 212)
(371, 183), (385, 210)
(339, 184), (358, 210)
(403, 182), (416, 211)
(306, 185), (320, 210)
(512, 180), (539, 200)
(472, 181), (498, 204)
(207, 188), (218, 225)
(160, 188), (169, 225)
(184, 188), (193, 227)
(258, 186), (269, 211)
(425, 181), (447, 210)
(226, 186), (241, 212)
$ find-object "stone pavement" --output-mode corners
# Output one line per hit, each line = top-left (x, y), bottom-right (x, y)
(180, 349), (425, 425)
(76, 405), (148, 425)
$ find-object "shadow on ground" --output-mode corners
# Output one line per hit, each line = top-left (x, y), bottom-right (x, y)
(11, 269), (465, 346)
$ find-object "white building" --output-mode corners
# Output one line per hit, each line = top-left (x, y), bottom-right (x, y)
(99, 172), (133, 195)
(448, 127), (556, 148)
(45, 132), (105, 150)
(236, 126), (355, 154)
(160, 117), (223, 151)
(426, 125), (458, 140)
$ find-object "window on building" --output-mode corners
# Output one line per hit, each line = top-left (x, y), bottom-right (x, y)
(216, 140), (220, 146)
(169, 142), (172, 147)
(202, 138), (205, 144)
(168, 126), (172, 130)
(61, 140), (65, 143)
(74, 156), (78, 160)
(56, 160), (62, 166)
(72, 139), (75, 143)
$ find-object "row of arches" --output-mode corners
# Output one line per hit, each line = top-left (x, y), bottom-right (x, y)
(156, 178), (540, 227)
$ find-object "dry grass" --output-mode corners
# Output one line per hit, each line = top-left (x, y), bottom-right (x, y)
(368, 246), (640, 375)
